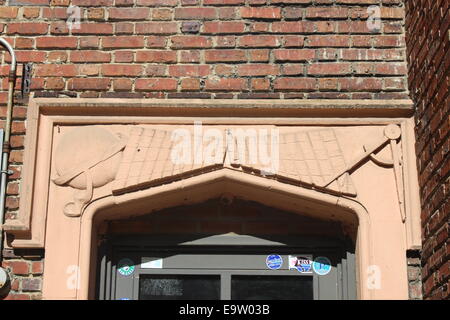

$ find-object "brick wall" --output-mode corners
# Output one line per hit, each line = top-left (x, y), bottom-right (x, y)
(0, 249), (44, 300)
(404, 0), (449, 300)
(0, 0), (411, 300)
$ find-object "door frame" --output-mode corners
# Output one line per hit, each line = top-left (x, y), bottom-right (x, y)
(97, 234), (356, 300)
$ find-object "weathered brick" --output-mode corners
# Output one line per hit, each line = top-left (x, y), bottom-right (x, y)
(273, 78), (316, 91)
(274, 49), (315, 61)
(237, 64), (279, 76)
(102, 36), (145, 49)
(175, 8), (217, 20)
(7, 23), (48, 35)
(238, 35), (280, 48)
(136, 51), (177, 63)
(168, 65), (210, 77)
(203, 21), (245, 34)
(136, 22), (178, 34)
(241, 7), (281, 20)
(102, 64), (143, 77)
(109, 8), (150, 20)
(135, 78), (177, 91)
(70, 51), (111, 63)
(205, 78), (248, 91)
(308, 63), (352, 75)
(170, 36), (212, 49)
(205, 50), (246, 63)
(67, 78), (110, 90)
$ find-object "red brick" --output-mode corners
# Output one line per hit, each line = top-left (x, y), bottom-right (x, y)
(205, 78), (248, 91)
(180, 78), (200, 91)
(136, 22), (178, 34)
(281, 64), (304, 75)
(152, 8), (173, 20)
(4, 51), (46, 63)
(137, 0), (178, 5)
(241, 7), (281, 20)
(204, 0), (243, 5)
(179, 50), (201, 63)
(15, 38), (34, 49)
(116, 22), (134, 34)
(87, 8), (105, 20)
(79, 37), (99, 48)
(203, 22), (245, 34)
(35, 64), (78, 77)
(340, 78), (383, 91)
(237, 64), (279, 76)
(306, 7), (348, 19)
(249, 50), (270, 62)
(136, 51), (177, 63)
(79, 65), (100, 76)
(175, 8), (217, 20)
(72, 23), (113, 35)
(70, 51), (111, 63)
(205, 50), (246, 63)
(115, 51), (134, 63)
(251, 78), (270, 91)
(308, 35), (350, 47)
(42, 8), (68, 19)
(72, 0), (113, 5)
(272, 0), (312, 3)
(113, 79), (133, 91)
(109, 8), (150, 20)
(170, 36), (212, 49)
(274, 78), (316, 91)
(308, 63), (351, 75)
(274, 49), (315, 61)
(2, 260), (29, 275)
(215, 36), (236, 48)
(238, 35), (279, 48)
(373, 63), (407, 75)
(102, 64), (143, 76)
(135, 78), (177, 91)
(102, 36), (145, 49)
(283, 36), (305, 47)
(7, 23), (48, 35)
(272, 21), (315, 33)
(45, 77), (65, 90)
(168, 65), (211, 77)
(146, 36), (167, 48)
(68, 78), (110, 90)
(23, 7), (40, 19)
(0, 7), (19, 19)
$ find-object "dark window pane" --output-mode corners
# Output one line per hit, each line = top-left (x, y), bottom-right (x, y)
(231, 275), (313, 300)
(139, 275), (220, 300)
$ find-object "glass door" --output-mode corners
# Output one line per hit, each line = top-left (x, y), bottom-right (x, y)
(97, 235), (356, 300)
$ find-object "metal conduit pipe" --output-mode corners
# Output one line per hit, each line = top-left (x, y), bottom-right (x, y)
(0, 38), (17, 268)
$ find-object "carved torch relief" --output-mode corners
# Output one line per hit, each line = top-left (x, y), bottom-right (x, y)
(51, 124), (406, 222)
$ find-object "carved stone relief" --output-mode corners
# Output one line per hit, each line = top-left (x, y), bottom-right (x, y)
(52, 124), (405, 220)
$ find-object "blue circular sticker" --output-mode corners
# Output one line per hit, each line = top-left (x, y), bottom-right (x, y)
(117, 258), (135, 276)
(266, 254), (283, 270)
(312, 256), (332, 275)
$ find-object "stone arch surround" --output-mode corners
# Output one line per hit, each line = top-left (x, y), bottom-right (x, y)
(2, 97), (421, 300)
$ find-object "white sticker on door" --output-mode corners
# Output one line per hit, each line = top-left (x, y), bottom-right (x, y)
(289, 255), (313, 273)
(141, 257), (163, 269)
